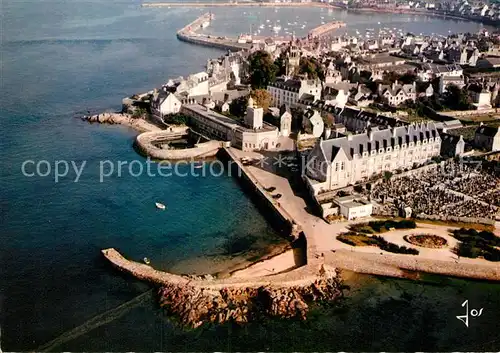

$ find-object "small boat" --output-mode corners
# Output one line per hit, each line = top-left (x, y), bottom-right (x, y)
(155, 202), (166, 210)
(143, 257), (151, 265)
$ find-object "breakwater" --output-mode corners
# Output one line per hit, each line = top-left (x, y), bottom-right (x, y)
(102, 248), (343, 327)
(135, 126), (224, 160)
(309, 21), (346, 38)
(175, 12), (345, 51)
(176, 12), (251, 51)
(143, 2), (334, 8)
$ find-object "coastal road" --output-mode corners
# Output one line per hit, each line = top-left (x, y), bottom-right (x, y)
(229, 148), (500, 281)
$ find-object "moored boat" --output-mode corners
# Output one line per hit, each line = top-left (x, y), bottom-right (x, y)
(155, 202), (166, 210)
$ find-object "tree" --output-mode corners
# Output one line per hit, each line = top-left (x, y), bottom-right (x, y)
(229, 96), (248, 117)
(298, 57), (324, 81)
(399, 72), (417, 84)
(443, 84), (473, 110)
(274, 52), (287, 77)
(248, 50), (277, 89)
(251, 89), (271, 112)
(165, 113), (189, 125)
(381, 71), (401, 84)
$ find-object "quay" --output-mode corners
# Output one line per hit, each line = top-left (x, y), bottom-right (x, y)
(102, 248), (334, 289)
(176, 12), (346, 51)
(143, 2), (334, 8)
(176, 12), (251, 51)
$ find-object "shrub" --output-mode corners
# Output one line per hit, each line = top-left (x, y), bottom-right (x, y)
(373, 236), (419, 255)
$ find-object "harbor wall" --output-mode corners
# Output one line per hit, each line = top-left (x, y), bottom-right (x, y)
(143, 2), (334, 8)
(219, 148), (297, 238)
(176, 32), (249, 52)
(135, 128), (224, 160)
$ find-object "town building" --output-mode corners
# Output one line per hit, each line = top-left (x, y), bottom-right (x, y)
(302, 109), (324, 137)
(474, 125), (500, 151)
(150, 89), (182, 122)
(440, 133), (465, 157)
(267, 78), (321, 108)
(180, 103), (279, 152)
(279, 104), (292, 137)
(377, 82), (417, 107)
(304, 123), (441, 194)
(335, 195), (373, 220)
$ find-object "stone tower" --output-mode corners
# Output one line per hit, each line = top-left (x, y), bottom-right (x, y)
(245, 96), (263, 130)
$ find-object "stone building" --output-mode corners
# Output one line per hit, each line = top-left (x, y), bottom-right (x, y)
(180, 103), (278, 152)
(267, 78), (321, 108)
(150, 89), (182, 123)
(440, 133), (465, 157)
(304, 123), (441, 194)
(474, 125), (500, 152)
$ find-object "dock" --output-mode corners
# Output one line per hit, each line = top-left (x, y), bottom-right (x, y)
(143, 2), (334, 8)
(176, 12), (251, 51)
(176, 12), (346, 52)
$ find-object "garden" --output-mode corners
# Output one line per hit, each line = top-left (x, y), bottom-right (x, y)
(404, 234), (448, 249)
(349, 219), (417, 234)
(337, 231), (419, 255)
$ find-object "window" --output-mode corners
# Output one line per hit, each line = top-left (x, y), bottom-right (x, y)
(335, 163), (339, 171)
(341, 162), (345, 170)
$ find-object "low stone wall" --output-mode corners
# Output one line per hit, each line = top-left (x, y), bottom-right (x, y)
(414, 213), (496, 226)
(220, 148), (299, 239)
(135, 128), (224, 160)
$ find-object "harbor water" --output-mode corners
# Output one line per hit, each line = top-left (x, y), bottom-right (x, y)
(1, 0), (498, 350)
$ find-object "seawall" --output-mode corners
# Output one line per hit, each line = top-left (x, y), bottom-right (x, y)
(143, 2), (334, 8)
(219, 148), (300, 240)
(102, 247), (343, 327)
(135, 127), (223, 160)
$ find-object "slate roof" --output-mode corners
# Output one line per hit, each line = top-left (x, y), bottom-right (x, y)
(476, 125), (500, 137)
(318, 122), (440, 163)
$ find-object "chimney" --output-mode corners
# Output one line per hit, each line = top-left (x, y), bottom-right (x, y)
(392, 127), (397, 137)
(347, 133), (353, 141)
(224, 93), (229, 102)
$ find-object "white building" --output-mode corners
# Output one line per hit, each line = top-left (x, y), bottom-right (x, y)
(378, 82), (417, 107)
(245, 96), (263, 129)
(150, 89), (182, 122)
(180, 104), (279, 152)
(302, 109), (324, 137)
(335, 195), (373, 220)
(176, 72), (210, 97)
(279, 105), (292, 137)
(267, 78), (321, 108)
(304, 123), (442, 194)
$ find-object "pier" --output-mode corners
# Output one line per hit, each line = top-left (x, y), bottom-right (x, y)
(176, 12), (346, 51)
(176, 12), (251, 51)
(143, 2), (334, 8)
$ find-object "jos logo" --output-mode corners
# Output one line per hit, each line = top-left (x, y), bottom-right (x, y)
(456, 300), (484, 328)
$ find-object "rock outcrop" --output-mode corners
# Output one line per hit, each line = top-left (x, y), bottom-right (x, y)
(158, 269), (344, 328)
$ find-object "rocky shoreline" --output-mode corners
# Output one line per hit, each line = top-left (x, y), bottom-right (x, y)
(157, 268), (344, 328)
(81, 112), (161, 133)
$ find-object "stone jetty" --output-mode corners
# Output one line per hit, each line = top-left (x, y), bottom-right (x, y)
(102, 248), (343, 328)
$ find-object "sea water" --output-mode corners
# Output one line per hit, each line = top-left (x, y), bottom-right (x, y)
(1, 0), (498, 350)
